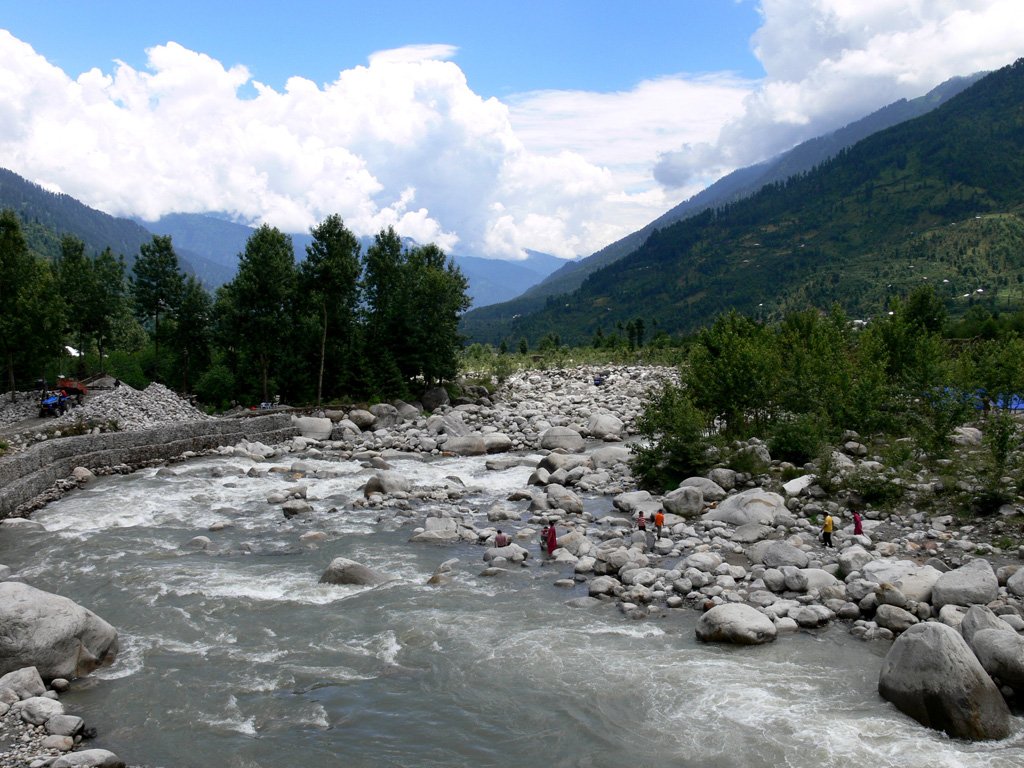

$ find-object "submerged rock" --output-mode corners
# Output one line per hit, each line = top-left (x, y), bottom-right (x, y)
(318, 557), (391, 586)
(695, 604), (777, 645)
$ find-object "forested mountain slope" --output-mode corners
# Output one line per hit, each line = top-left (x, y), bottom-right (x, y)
(461, 72), (985, 340)
(0, 169), (229, 285)
(474, 59), (1024, 345)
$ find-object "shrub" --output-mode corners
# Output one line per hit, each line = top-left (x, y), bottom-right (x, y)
(844, 467), (904, 508)
(768, 412), (829, 465)
(195, 364), (236, 410)
(631, 384), (712, 492)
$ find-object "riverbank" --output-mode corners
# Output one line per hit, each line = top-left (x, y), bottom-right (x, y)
(2, 363), (1023, 765)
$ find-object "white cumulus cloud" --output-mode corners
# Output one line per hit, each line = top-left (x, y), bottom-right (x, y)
(655, 0), (1024, 187)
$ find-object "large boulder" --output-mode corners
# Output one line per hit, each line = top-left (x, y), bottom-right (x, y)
(663, 486), (703, 518)
(368, 403), (400, 428)
(586, 413), (624, 439)
(483, 543), (530, 563)
(483, 433), (513, 454)
(971, 628), (1024, 692)
(52, 749), (126, 768)
(546, 484), (584, 515)
(838, 545), (875, 577)
(878, 622), (1011, 740)
(1005, 566), (1024, 598)
(0, 583), (118, 681)
(292, 415), (332, 440)
(761, 541), (810, 569)
(0, 667), (45, 699)
(874, 604), (919, 634)
(318, 557), (391, 586)
(13, 695), (64, 725)
(931, 558), (999, 610)
(347, 409), (376, 430)
(539, 426), (585, 453)
(960, 605), (1010, 648)
(363, 471), (411, 497)
(443, 436), (487, 456)
(590, 446), (632, 469)
(703, 489), (787, 526)
(680, 476), (727, 502)
(862, 560), (943, 603)
(421, 386), (450, 412)
(695, 604), (777, 645)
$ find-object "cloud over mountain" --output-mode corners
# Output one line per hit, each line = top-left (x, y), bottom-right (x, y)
(654, 0), (1024, 187)
(0, 1), (1020, 260)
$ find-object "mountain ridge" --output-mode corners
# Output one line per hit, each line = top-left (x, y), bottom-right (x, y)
(461, 71), (987, 336)
(473, 59), (1024, 345)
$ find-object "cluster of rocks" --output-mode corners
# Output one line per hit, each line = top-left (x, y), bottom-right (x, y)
(0, 394), (43, 430)
(305, 365), (677, 455)
(2, 383), (211, 456)
(0, 583), (123, 767)
(50, 383), (210, 433)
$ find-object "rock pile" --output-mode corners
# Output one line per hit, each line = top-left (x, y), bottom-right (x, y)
(315, 365), (677, 457)
(0, 393), (42, 429)
(51, 383), (209, 432)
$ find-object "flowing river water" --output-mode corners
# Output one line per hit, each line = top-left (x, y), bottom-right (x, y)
(2, 451), (1023, 768)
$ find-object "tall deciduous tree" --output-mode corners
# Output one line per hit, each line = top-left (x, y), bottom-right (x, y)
(132, 235), (184, 359)
(361, 227), (406, 396)
(172, 275), (213, 395)
(55, 235), (96, 375)
(301, 214), (361, 406)
(0, 211), (63, 400)
(403, 243), (470, 385)
(91, 247), (128, 373)
(229, 225), (297, 403)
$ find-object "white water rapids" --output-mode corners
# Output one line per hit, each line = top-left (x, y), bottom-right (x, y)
(2, 452), (1022, 767)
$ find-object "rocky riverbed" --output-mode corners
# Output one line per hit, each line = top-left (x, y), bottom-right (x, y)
(2, 363), (1024, 764)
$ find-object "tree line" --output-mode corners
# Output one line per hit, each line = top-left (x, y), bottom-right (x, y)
(1, 209), (469, 407)
(633, 284), (1024, 505)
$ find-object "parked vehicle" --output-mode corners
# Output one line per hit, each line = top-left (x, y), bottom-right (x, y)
(39, 391), (70, 417)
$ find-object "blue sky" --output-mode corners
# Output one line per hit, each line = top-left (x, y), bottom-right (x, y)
(1, 1), (765, 95)
(0, 2), (1021, 259)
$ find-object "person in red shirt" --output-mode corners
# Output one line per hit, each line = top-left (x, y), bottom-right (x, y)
(546, 523), (558, 556)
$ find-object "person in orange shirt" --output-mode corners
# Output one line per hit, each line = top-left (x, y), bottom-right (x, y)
(653, 509), (665, 539)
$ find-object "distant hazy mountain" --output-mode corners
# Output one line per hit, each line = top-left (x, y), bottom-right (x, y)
(461, 71), (986, 335)
(0, 168), (231, 285)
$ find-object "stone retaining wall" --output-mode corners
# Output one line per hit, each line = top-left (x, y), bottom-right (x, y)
(0, 415), (297, 519)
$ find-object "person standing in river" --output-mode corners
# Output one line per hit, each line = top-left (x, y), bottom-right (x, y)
(653, 508), (665, 539)
(852, 511), (863, 536)
(546, 523), (558, 556)
(822, 513), (834, 548)
(636, 511), (647, 533)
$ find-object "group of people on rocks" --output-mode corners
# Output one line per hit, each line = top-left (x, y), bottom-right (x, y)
(498, 503), (864, 560)
(635, 509), (665, 539)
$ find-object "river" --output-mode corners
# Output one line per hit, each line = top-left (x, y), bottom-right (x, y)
(2, 451), (1022, 767)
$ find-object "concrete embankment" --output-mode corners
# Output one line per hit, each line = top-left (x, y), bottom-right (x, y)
(0, 414), (297, 519)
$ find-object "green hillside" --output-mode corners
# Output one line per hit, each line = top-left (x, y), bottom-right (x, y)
(0, 169), (230, 285)
(472, 59), (1024, 345)
(461, 72), (984, 339)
